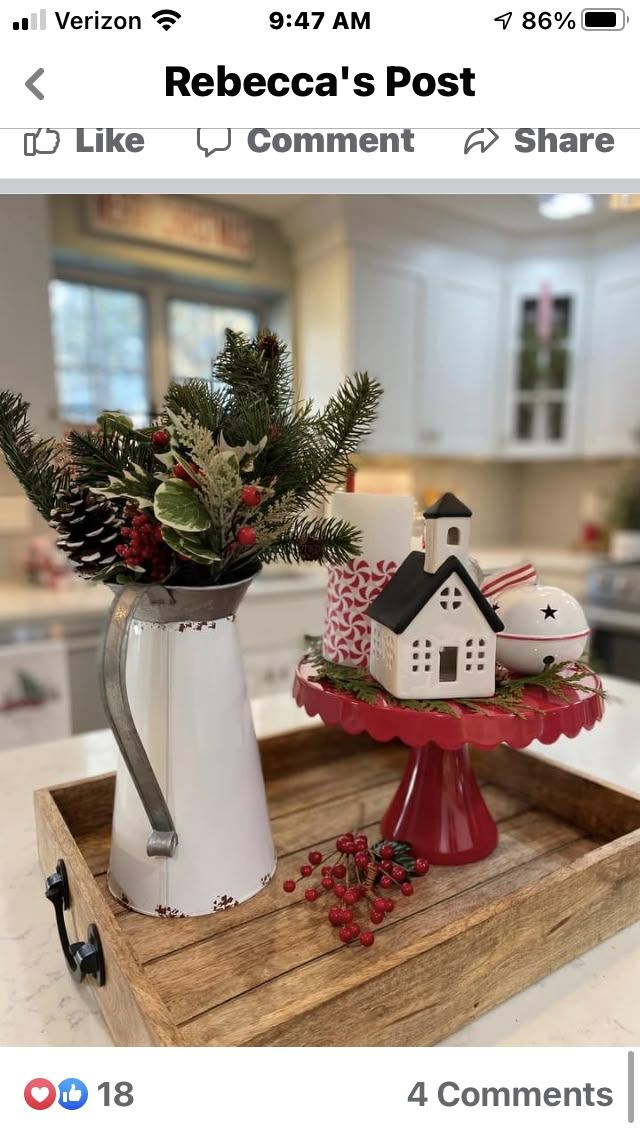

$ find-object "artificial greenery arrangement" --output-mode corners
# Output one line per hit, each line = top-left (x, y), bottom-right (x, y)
(0, 330), (382, 587)
(305, 639), (598, 718)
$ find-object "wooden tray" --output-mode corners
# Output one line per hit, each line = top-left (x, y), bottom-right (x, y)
(34, 726), (640, 1047)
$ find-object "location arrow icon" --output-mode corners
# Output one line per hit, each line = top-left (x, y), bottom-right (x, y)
(494, 11), (513, 29)
(464, 128), (500, 155)
(25, 68), (45, 100)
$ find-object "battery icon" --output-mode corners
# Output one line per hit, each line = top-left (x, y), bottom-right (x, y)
(581, 8), (627, 28)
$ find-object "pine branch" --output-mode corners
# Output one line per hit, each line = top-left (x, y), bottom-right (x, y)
(260, 516), (362, 566)
(214, 330), (293, 413)
(294, 372), (383, 506)
(163, 380), (229, 435)
(67, 426), (155, 487)
(305, 642), (602, 717)
(0, 391), (69, 518)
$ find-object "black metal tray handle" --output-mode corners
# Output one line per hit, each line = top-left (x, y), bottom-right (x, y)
(45, 860), (105, 986)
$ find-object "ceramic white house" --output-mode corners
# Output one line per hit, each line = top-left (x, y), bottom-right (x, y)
(367, 494), (504, 699)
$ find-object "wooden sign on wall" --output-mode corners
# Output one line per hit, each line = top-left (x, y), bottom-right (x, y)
(86, 194), (254, 263)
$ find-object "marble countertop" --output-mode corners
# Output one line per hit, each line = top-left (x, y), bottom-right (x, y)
(2, 680), (640, 1048)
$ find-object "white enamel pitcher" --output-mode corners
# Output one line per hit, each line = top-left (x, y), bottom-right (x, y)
(101, 577), (276, 918)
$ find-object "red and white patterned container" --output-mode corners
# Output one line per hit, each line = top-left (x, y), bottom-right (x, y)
(322, 492), (413, 668)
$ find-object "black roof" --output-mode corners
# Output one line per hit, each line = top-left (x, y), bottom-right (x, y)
(366, 552), (504, 636)
(423, 492), (472, 519)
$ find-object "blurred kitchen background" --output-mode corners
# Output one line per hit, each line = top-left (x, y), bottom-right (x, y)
(1, 191), (639, 745)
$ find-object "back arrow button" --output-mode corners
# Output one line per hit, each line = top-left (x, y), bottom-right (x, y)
(25, 68), (45, 100)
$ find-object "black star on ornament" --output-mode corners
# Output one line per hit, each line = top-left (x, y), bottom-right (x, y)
(492, 602), (500, 612)
(541, 605), (558, 620)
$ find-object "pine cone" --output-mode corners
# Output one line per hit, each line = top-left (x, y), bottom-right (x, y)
(50, 488), (122, 577)
(299, 537), (324, 562)
(258, 333), (279, 360)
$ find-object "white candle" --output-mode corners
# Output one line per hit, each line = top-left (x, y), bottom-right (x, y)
(323, 493), (414, 668)
(330, 492), (414, 565)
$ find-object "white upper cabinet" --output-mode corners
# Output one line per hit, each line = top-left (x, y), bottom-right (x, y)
(352, 248), (502, 457)
(352, 253), (421, 454)
(417, 270), (502, 457)
(582, 248), (640, 457)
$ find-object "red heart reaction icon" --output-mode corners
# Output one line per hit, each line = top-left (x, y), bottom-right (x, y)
(24, 1078), (57, 1110)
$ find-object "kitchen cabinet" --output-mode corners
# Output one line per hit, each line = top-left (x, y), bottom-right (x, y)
(583, 256), (640, 457)
(500, 259), (588, 459)
(353, 254), (422, 455)
(417, 273), (501, 457)
(353, 252), (502, 457)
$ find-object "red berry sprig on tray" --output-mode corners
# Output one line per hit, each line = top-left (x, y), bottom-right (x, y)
(115, 510), (171, 582)
(282, 832), (429, 949)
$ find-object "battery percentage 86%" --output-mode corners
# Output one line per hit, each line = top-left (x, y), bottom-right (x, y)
(524, 10), (576, 26)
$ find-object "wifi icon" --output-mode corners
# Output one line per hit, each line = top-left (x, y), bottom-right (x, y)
(152, 8), (181, 30)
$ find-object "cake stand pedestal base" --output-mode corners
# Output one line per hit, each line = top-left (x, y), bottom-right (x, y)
(380, 742), (498, 865)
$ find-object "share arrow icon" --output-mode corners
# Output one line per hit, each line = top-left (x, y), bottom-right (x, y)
(494, 11), (513, 29)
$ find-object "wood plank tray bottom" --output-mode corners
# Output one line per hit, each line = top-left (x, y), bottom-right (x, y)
(34, 726), (640, 1047)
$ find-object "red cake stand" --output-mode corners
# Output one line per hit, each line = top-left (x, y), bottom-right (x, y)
(293, 661), (604, 866)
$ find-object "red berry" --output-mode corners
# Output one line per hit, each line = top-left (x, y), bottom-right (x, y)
(334, 884), (346, 898)
(391, 866), (407, 882)
(384, 898), (395, 912)
(339, 926), (353, 944)
(308, 850), (322, 866)
(354, 836), (368, 851)
(300, 864), (312, 878)
(336, 836), (349, 853)
(373, 897), (386, 913)
(379, 875), (393, 890)
(381, 860), (392, 873)
(241, 486), (262, 508)
(379, 844), (394, 859)
(283, 880), (296, 893)
(354, 852), (369, 870)
(360, 931), (375, 947)
(328, 907), (343, 926)
(343, 888), (360, 906)
(344, 840), (355, 855)
(370, 910), (384, 925)
(340, 909), (353, 923)
(332, 864), (346, 879)
(173, 462), (198, 487)
(321, 877), (334, 891)
(345, 923), (360, 938)
(400, 881), (414, 896)
(304, 888), (319, 902)
(152, 429), (170, 448)
(237, 526), (257, 547)
(321, 865), (333, 877)
(414, 857), (430, 875)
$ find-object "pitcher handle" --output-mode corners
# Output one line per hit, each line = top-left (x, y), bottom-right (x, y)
(100, 584), (178, 858)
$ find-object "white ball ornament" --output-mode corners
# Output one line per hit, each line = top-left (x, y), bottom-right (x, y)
(495, 584), (590, 675)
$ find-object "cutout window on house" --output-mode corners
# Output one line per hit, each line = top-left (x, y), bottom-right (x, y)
(439, 646), (458, 682)
(50, 280), (149, 424)
(447, 526), (460, 545)
(452, 586), (463, 610)
(439, 587), (450, 610)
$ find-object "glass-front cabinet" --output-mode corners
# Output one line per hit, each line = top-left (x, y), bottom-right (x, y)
(506, 292), (576, 454)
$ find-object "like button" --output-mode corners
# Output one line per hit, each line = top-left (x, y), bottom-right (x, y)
(58, 1078), (89, 1110)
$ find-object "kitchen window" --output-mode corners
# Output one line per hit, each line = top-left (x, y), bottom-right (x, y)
(50, 279), (149, 425)
(50, 275), (262, 424)
(168, 299), (258, 383)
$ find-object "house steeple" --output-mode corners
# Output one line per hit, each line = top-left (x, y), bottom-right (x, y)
(423, 493), (472, 574)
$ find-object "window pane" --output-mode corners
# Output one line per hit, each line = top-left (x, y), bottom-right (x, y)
(50, 280), (148, 424)
(168, 300), (258, 382)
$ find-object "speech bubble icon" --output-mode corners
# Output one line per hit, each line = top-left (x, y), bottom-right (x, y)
(196, 128), (232, 157)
